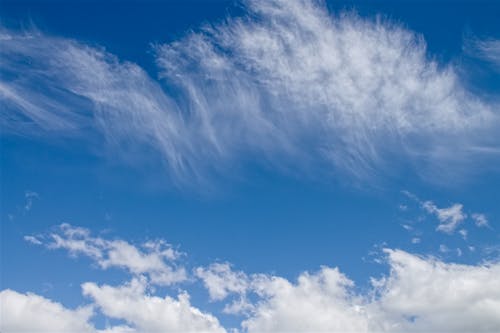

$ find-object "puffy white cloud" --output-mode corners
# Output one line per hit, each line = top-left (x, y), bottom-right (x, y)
(242, 267), (369, 332)
(0, 283), (225, 333)
(0, 289), (94, 333)
(82, 277), (226, 333)
(422, 201), (467, 234)
(27, 223), (186, 285)
(6, 226), (500, 333)
(195, 263), (250, 301)
(2, 0), (499, 185)
(370, 249), (500, 332)
(197, 250), (500, 332)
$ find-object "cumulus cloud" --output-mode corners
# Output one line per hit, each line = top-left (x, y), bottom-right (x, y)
(1, 0), (499, 186)
(369, 249), (500, 332)
(0, 282), (225, 333)
(5, 222), (500, 332)
(422, 201), (467, 234)
(26, 223), (186, 285)
(82, 277), (225, 333)
(0, 289), (94, 333)
(195, 263), (250, 301)
(242, 267), (369, 332)
(198, 250), (500, 332)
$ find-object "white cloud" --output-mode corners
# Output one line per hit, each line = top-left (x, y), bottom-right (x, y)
(459, 228), (468, 239)
(27, 223), (186, 285)
(24, 190), (39, 211)
(7, 223), (500, 333)
(467, 37), (500, 71)
(403, 191), (470, 234)
(0, 30), (192, 183)
(242, 267), (369, 332)
(23, 235), (42, 245)
(195, 263), (250, 301)
(154, 0), (499, 181)
(369, 249), (500, 332)
(82, 277), (226, 333)
(0, 289), (94, 333)
(2, 0), (499, 185)
(0, 283), (225, 333)
(200, 250), (500, 332)
(422, 201), (467, 234)
(472, 213), (489, 227)
(439, 244), (450, 253)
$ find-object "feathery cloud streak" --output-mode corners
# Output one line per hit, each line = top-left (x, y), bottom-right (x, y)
(1, 0), (499, 185)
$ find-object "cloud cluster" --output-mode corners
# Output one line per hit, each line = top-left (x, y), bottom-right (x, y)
(421, 201), (467, 234)
(26, 223), (186, 285)
(402, 190), (489, 234)
(4, 245), (500, 332)
(3, 223), (500, 332)
(197, 250), (500, 332)
(0, 282), (225, 333)
(2, 0), (499, 186)
(82, 277), (225, 333)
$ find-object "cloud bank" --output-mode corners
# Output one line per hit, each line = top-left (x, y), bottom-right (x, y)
(196, 250), (500, 332)
(3, 226), (500, 332)
(1, 0), (499, 186)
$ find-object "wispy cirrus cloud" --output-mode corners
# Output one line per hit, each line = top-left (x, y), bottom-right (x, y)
(466, 37), (500, 72)
(1, 0), (499, 187)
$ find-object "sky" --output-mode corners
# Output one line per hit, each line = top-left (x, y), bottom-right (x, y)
(1, 0), (500, 332)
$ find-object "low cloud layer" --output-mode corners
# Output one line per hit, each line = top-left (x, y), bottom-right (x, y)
(82, 277), (225, 333)
(2, 0), (499, 186)
(3, 224), (500, 333)
(0, 289), (94, 333)
(198, 250), (500, 332)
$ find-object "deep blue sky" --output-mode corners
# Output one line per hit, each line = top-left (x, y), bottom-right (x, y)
(1, 1), (500, 331)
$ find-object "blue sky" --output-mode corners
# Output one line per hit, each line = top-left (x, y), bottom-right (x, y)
(1, 1), (500, 332)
